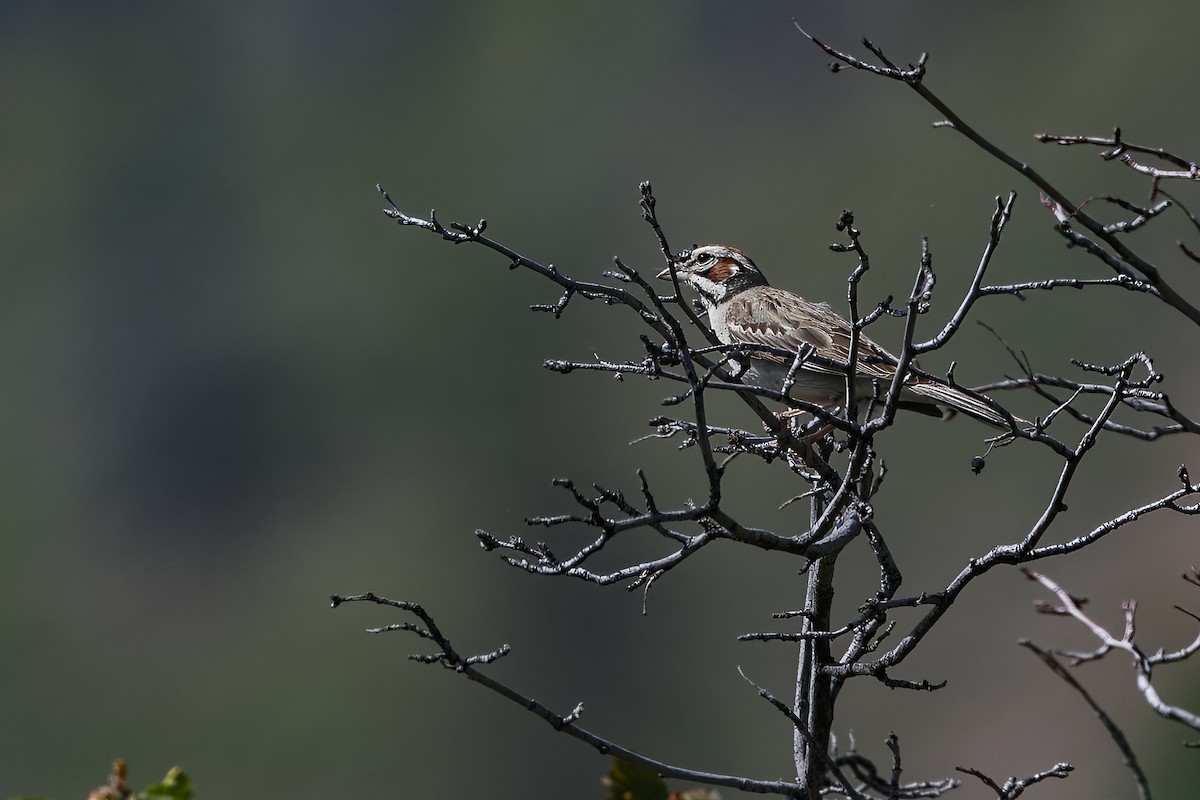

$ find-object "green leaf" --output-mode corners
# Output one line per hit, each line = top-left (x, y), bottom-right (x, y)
(135, 767), (193, 800)
(604, 757), (667, 800)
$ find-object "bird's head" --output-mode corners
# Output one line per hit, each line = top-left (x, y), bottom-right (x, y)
(656, 244), (768, 304)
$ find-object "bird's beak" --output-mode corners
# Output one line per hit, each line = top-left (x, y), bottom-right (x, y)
(656, 265), (674, 280)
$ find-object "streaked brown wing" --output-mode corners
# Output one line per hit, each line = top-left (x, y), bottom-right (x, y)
(720, 287), (1021, 428)
(722, 287), (901, 381)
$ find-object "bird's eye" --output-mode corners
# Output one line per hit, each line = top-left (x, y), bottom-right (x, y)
(693, 253), (716, 270)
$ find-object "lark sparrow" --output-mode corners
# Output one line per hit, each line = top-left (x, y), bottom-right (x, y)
(658, 244), (1019, 428)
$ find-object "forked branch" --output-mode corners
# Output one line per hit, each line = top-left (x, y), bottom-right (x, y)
(793, 26), (1200, 328)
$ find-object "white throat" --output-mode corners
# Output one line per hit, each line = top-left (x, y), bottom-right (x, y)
(684, 274), (728, 307)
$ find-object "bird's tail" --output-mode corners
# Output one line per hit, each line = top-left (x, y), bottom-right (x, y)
(906, 381), (1027, 429)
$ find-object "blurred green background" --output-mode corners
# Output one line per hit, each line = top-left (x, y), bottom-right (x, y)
(3, 2), (1199, 797)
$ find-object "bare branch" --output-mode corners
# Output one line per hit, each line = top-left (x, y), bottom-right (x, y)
(791, 34), (1200, 328)
(916, 193), (1016, 353)
(955, 761), (1073, 800)
(1019, 639), (1151, 800)
(1036, 128), (1200, 181)
(1024, 570), (1200, 733)
(330, 593), (803, 795)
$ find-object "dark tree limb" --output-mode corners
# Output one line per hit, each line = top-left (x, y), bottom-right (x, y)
(955, 761), (1073, 800)
(793, 28), (1200, 329)
(1019, 639), (1152, 800)
(330, 593), (805, 796)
